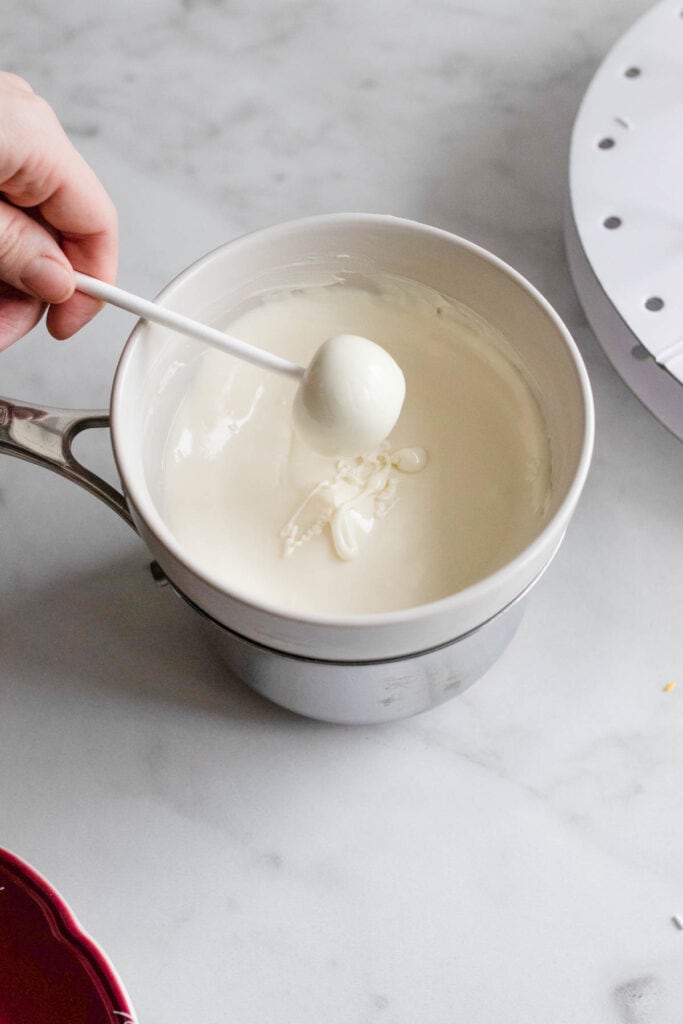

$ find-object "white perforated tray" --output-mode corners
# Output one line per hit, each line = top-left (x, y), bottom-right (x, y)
(566, 0), (683, 440)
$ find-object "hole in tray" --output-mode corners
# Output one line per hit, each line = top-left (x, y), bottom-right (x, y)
(624, 66), (641, 78)
(645, 296), (664, 311)
(598, 137), (615, 149)
(604, 216), (622, 229)
(631, 344), (651, 361)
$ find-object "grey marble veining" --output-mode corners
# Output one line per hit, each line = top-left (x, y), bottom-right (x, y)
(2, 2), (683, 1023)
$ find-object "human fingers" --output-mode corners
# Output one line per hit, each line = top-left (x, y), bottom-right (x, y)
(0, 76), (118, 339)
(0, 281), (44, 351)
(0, 195), (75, 349)
(46, 218), (117, 339)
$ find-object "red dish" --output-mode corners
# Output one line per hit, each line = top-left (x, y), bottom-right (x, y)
(0, 848), (136, 1023)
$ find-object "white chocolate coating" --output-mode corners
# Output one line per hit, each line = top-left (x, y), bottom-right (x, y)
(293, 333), (406, 456)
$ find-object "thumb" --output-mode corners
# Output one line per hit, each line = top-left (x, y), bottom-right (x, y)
(0, 198), (74, 304)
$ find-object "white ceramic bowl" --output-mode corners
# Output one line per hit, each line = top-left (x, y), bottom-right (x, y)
(111, 213), (594, 663)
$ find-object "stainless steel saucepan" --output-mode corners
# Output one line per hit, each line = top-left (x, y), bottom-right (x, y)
(0, 214), (594, 724)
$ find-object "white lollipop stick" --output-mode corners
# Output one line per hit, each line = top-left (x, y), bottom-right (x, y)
(74, 271), (305, 381)
(74, 272), (406, 456)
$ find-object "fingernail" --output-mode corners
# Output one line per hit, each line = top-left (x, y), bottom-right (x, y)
(20, 256), (73, 303)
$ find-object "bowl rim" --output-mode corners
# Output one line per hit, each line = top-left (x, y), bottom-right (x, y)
(0, 847), (137, 1021)
(111, 212), (594, 629)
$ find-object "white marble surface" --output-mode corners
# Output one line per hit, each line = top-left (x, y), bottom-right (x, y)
(2, 1), (683, 1021)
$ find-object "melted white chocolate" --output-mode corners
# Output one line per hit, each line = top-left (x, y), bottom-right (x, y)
(281, 445), (428, 561)
(161, 275), (552, 615)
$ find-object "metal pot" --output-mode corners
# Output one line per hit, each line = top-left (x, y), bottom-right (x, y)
(0, 214), (594, 724)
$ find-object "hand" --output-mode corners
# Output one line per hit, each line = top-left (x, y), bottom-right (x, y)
(0, 72), (117, 350)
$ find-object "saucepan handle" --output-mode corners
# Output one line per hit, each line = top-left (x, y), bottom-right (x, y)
(0, 395), (134, 530)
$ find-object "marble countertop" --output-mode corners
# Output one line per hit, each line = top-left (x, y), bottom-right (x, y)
(2, 1), (683, 1021)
